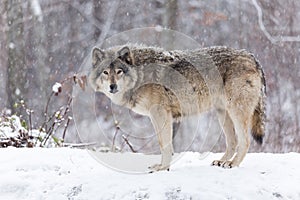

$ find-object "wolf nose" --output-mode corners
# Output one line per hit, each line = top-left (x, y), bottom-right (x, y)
(109, 84), (118, 93)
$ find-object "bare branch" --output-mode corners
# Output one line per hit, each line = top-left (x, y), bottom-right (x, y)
(122, 134), (137, 153)
(62, 142), (97, 148)
(112, 126), (120, 152)
(251, 0), (300, 43)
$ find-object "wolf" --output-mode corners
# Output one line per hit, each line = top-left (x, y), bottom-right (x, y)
(88, 43), (266, 171)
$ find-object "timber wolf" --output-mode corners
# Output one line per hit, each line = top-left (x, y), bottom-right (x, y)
(88, 44), (266, 171)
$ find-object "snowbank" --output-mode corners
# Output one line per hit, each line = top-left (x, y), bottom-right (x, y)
(0, 148), (299, 199)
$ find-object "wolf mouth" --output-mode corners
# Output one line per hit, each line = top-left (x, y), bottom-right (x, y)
(109, 89), (118, 94)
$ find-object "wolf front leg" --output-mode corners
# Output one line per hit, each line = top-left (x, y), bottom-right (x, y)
(148, 105), (173, 172)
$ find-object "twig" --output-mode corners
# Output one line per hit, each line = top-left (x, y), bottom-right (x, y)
(43, 91), (54, 132)
(62, 117), (71, 142)
(122, 134), (137, 153)
(42, 119), (56, 146)
(135, 137), (156, 152)
(62, 96), (72, 117)
(62, 142), (97, 148)
(28, 110), (32, 133)
(111, 126), (120, 152)
(61, 96), (73, 143)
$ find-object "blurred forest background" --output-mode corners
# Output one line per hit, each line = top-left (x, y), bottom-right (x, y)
(0, 0), (299, 153)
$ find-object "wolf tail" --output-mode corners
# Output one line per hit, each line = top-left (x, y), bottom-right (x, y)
(251, 56), (266, 144)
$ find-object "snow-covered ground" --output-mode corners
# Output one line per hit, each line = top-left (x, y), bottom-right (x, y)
(0, 148), (299, 200)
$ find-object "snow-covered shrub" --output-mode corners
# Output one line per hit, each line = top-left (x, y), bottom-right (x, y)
(0, 75), (87, 148)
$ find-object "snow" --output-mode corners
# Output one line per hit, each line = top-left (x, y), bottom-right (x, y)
(0, 115), (27, 138)
(0, 148), (299, 199)
(8, 43), (15, 49)
(52, 82), (62, 93)
(30, 0), (43, 22)
(155, 25), (163, 32)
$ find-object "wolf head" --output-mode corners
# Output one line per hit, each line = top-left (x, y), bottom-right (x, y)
(89, 46), (137, 98)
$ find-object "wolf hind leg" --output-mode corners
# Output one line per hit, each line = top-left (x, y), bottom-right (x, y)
(212, 111), (237, 166)
(221, 110), (251, 168)
(148, 105), (173, 172)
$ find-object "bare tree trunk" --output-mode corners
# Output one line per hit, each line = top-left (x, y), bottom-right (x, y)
(164, 0), (178, 30)
(163, 0), (178, 50)
(27, 0), (47, 123)
(0, 1), (8, 109)
(93, 0), (103, 41)
(93, 0), (119, 44)
(5, 0), (27, 113)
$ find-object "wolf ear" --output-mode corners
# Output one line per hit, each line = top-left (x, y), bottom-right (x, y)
(92, 47), (105, 66)
(117, 46), (134, 65)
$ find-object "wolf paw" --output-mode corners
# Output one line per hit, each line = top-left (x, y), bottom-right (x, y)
(221, 161), (233, 168)
(148, 164), (170, 173)
(212, 160), (235, 168)
(211, 160), (224, 167)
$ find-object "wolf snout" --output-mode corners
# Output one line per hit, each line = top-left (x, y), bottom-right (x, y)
(109, 84), (118, 93)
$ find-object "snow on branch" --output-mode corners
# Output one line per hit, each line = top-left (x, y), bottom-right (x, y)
(52, 82), (62, 95)
(251, 0), (300, 43)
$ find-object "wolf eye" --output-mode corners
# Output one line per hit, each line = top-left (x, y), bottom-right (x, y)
(116, 69), (123, 75)
(103, 70), (109, 75)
